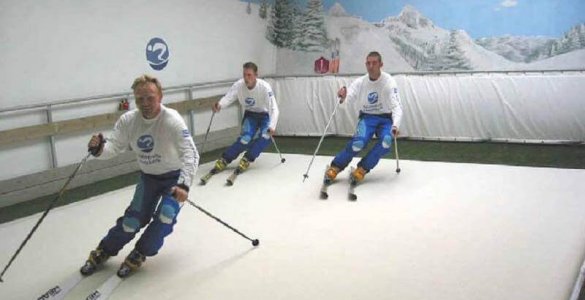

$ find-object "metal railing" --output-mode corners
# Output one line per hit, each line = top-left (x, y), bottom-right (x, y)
(0, 78), (238, 114)
(3, 69), (584, 115)
(266, 68), (585, 79)
(0, 78), (237, 171)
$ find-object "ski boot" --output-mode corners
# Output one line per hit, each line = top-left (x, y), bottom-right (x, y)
(117, 249), (146, 278)
(324, 166), (341, 184)
(80, 247), (110, 276)
(211, 158), (228, 174)
(200, 158), (228, 185)
(237, 157), (250, 173)
(350, 166), (367, 184)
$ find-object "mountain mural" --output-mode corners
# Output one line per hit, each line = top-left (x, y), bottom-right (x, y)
(265, 1), (585, 74)
(477, 23), (585, 64)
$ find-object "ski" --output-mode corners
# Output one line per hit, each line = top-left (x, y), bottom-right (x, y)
(348, 182), (357, 201)
(199, 171), (215, 185)
(319, 182), (330, 199)
(348, 167), (358, 201)
(319, 165), (333, 200)
(84, 273), (123, 300)
(226, 169), (243, 186)
(37, 272), (85, 300)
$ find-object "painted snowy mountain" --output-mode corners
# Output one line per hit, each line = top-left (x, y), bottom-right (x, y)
(380, 5), (515, 71)
(521, 48), (585, 70)
(477, 24), (585, 64)
(273, 3), (584, 74)
(476, 36), (555, 63)
(328, 2), (350, 17)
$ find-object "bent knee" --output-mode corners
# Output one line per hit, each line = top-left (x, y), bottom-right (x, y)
(239, 135), (252, 145)
(158, 204), (177, 224)
(352, 140), (365, 152)
(122, 217), (140, 233)
(382, 135), (392, 149)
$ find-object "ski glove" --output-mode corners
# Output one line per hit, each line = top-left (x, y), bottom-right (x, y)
(88, 133), (106, 156)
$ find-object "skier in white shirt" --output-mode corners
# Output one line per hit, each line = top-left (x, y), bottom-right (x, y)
(80, 75), (199, 278)
(207, 62), (279, 175)
(324, 51), (403, 184)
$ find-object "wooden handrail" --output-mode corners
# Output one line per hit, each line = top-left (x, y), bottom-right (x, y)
(0, 96), (219, 146)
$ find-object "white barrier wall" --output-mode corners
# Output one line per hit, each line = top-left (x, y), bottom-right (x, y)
(272, 72), (585, 142)
(1, 71), (584, 184)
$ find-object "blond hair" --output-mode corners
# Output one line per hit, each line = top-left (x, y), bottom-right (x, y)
(131, 74), (162, 95)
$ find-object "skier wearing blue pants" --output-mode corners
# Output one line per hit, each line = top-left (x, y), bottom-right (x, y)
(81, 75), (199, 278)
(325, 51), (403, 184)
(209, 62), (279, 174)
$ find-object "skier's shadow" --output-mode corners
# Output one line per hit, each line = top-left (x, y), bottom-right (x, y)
(269, 160), (286, 169)
(186, 247), (257, 285)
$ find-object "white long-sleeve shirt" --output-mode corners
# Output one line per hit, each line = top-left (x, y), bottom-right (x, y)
(345, 72), (403, 128)
(218, 78), (279, 129)
(99, 105), (199, 188)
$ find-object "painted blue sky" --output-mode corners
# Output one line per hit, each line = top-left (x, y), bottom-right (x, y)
(246, 0), (585, 38)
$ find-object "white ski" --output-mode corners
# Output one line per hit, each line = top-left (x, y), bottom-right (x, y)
(37, 272), (84, 300)
(84, 274), (123, 300)
(320, 165), (333, 200)
(348, 167), (358, 201)
(226, 169), (243, 186)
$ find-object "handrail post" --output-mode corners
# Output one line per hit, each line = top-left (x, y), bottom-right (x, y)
(46, 104), (58, 169)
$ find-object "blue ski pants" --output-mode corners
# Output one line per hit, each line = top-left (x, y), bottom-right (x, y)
(222, 111), (271, 163)
(99, 170), (182, 257)
(331, 113), (394, 172)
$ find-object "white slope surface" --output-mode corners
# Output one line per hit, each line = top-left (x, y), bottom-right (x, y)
(1, 153), (584, 300)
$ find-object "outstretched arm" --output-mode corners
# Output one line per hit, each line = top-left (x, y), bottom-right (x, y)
(91, 115), (131, 160)
(215, 81), (240, 112)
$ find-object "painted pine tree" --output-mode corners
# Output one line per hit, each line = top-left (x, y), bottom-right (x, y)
(259, 0), (268, 19)
(290, 4), (305, 50)
(267, 0), (295, 48)
(548, 23), (585, 56)
(438, 30), (471, 70)
(299, 0), (328, 52)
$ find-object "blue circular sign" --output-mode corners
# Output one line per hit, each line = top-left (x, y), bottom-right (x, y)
(146, 38), (169, 71)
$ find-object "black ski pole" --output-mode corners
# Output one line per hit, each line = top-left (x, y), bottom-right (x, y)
(0, 152), (92, 282)
(394, 134), (401, 173)
(186, 199), (259, 247)
(200, 111), (216, 154)
(302, 97), (341, 182)
(270, 136), (286, 163)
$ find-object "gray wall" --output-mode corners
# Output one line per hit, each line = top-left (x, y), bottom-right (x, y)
(0, 0), (276, 183)
(0, 0), (276, 109)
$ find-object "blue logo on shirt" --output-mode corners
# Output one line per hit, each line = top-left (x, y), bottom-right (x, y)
(367, 92), (379, 104)
(146, 38), (169, 71)
(245, 97), (256, 107)
(182, 129), (190, 138)
(137, 135), (154, 153)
